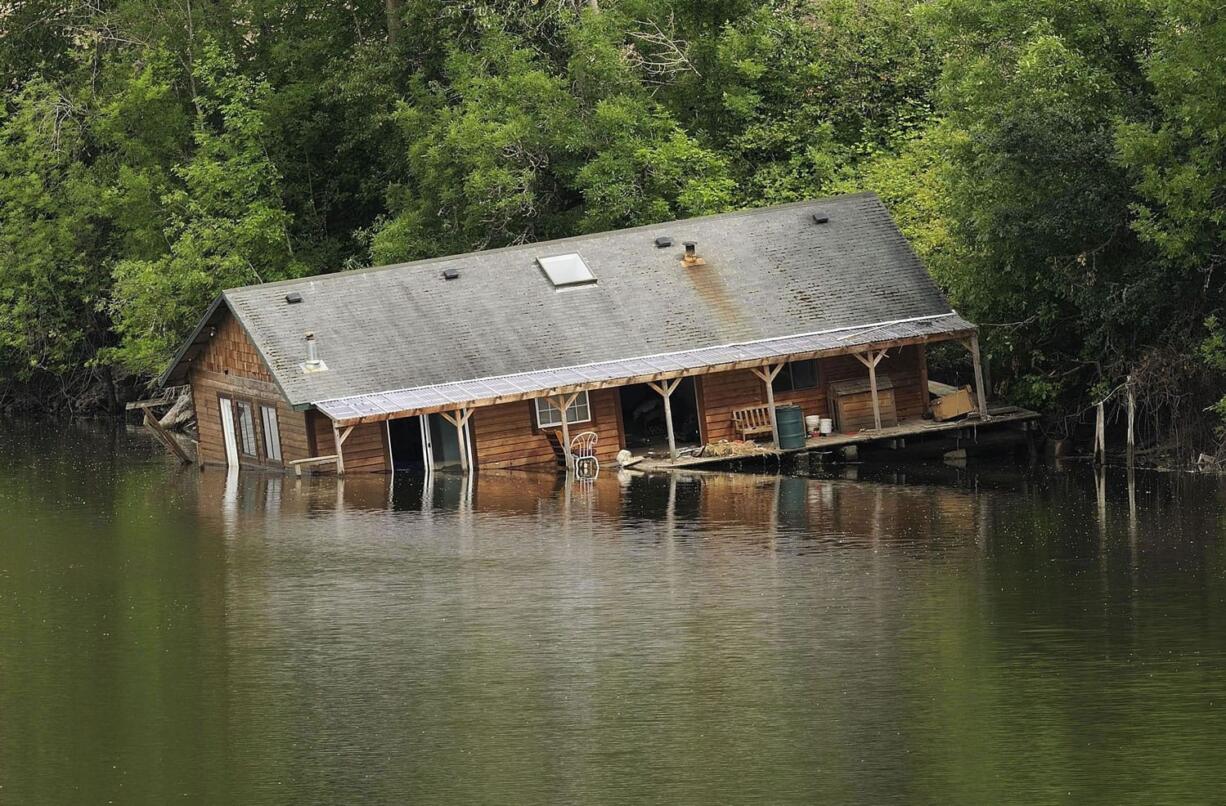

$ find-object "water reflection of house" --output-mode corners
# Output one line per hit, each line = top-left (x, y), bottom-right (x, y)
(160, 192), (1003, 476)
(196, 469), (989, 555)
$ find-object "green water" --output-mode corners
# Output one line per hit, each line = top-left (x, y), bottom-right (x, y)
(1, 423), (1224, 804)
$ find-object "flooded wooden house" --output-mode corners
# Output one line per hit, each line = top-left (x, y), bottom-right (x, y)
(160, 192), (1029, 475)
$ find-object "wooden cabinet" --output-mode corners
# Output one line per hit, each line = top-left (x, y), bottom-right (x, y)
(829, 376), (898, 432)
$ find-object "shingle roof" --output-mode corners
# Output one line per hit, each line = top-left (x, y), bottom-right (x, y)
(164, 192), (971, 412)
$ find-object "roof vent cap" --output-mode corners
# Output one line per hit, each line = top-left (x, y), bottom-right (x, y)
(682, 241), (706, 268)
(285, 291), (303, 304)
(442, 268), (460, 281)
(655, 236), (673, 248)
(812, 213), (830, 225)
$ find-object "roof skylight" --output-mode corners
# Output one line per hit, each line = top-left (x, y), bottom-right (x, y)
(537, 253), (596, 288)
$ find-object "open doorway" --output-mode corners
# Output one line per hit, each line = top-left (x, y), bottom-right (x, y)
(387, 413), (472, 472)
(388, 416), (427, 472)
(619, 378), (702, 451)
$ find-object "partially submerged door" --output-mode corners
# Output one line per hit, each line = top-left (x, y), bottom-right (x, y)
(218, 395), (240, 468)
(427, 413), (464, 469)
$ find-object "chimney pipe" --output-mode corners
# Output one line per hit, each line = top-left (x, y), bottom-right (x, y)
(681, 241), (705, 267)
(305, 333), (321, 367)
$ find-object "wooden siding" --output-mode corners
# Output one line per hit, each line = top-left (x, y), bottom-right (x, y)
(471, 389), (624, 470)
(310, 415), (389, 474)
(188, 315), (311, 469)
(699, 346), (928, 443)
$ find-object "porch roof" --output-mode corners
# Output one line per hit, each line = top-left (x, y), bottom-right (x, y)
(315, 312), (975, 426)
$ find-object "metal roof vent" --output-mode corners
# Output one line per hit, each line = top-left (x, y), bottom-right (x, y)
(537, 253), (597, 289)
(682, 241), (706, 267)
(442, 268), (460, 281)
(812, 213), (830, 225)
(285, 291), (303, 304)
(301, 332), (328, 373)
(655, 236), (673, 248)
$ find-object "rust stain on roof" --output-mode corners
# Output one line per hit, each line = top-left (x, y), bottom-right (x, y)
(682, 260), (753, 338)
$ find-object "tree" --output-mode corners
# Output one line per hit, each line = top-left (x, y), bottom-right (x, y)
(0, 80), (110, 407)
(107, 43), (304, 377)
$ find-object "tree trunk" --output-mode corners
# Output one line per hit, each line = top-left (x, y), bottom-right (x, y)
(386, 0), (401, 45)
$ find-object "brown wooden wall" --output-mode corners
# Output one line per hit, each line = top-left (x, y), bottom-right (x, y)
(699, 345), (929, 443)
(310, 415), (390, 474)
(189, 314), (312, 469)
(471, 388), (624, 470)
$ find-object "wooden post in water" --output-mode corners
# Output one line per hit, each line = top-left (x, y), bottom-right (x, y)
(1094, 400), (1106, 465)
(551, 393), (580, 471)
(440, 408), (474, 472)
(332, 422), (347, 475)
(1126, 375), (1136, 464)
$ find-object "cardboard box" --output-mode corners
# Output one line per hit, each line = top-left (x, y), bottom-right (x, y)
(932, 386), (976, 421)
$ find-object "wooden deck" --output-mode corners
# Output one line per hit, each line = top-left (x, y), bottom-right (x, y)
(637, 405), (1039, 471)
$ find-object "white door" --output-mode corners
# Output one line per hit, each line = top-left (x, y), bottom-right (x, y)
(218, 396), (240, 468)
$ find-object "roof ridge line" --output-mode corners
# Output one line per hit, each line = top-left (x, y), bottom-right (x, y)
(224, 192), (881, 294)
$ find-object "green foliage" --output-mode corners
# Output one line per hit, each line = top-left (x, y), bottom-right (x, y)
(372, 22), (733, 263)
(0, 0), (1222, 447)
(107, 43), (304, 376)
(0, 80), (107, 384)
(1117, 1), (1225, 275)
(681, 0), (937, 203)
(1202, 316), (1226, 432)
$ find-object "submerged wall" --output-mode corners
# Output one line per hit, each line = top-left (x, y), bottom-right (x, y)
(470, 389), (624, 470)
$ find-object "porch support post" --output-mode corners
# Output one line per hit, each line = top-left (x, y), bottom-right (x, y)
(648, 377), (683, 460)
(751, 363), (784, 447)
(551, 393), (580, 470)
(332, 422), (347, 475)
(853, 349), (888, 430)
(441, 407), (474, 471)
(967, 333), (989, 417)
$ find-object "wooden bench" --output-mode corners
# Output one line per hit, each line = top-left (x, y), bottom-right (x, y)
(731, 405), (774, 441)
(287, 454), (339, 476)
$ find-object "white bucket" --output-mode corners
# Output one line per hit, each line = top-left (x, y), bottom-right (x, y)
(819, 418), (834, 436)
(804, 415), (822, 434)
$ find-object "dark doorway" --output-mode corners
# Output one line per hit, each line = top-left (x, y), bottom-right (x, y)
(619, 378), (701, 450)
(388, 416), (427, 472)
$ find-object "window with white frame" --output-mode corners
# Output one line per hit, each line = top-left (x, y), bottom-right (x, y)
(535, 392), (592, 428)
(260, 405), (282, 461)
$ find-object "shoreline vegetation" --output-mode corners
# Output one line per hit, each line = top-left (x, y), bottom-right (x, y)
(2, 1), (1223, 463)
